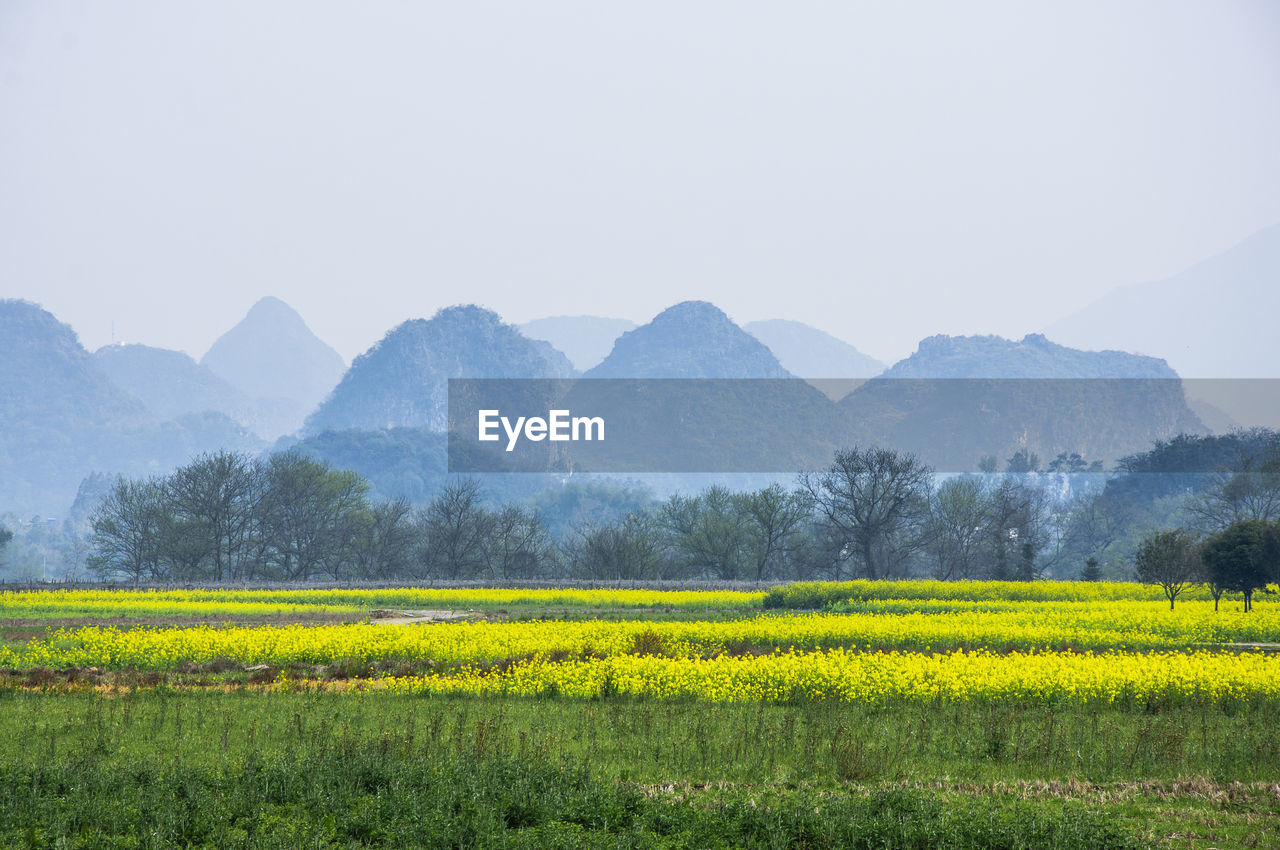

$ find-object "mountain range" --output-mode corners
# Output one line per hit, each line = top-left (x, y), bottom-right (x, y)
(0, 300), (262, 515)
(0, 289), (1228, 515)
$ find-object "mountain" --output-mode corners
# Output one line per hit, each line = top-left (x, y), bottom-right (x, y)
(875, 333), (1179, 379)
(201, 296), (347, 429)
(744, 320), (885, 378)
(840, 333), (1206, 471)
(0, 300), (262, 515)
(1045, 223), (1280, 379)
(96, 342), (315, 441)
(304, 305), (576, 434)
(520, 316), (636, 372)
(527, 338), (579, 378)
(584, 301), (794, 379)
(505, 302), (845, 474)
(95, 343), (250, 422)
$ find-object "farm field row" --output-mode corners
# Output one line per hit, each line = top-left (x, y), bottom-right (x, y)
(4, 600), (1280, 672)
(4, 577), (1258, 621)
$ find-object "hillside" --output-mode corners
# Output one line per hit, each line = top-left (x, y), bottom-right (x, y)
(95, 343), (250, 422)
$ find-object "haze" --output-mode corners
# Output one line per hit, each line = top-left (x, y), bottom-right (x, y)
(3, 1), (1278, 364)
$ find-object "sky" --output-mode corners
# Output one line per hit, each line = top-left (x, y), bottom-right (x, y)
(3, 1), (1279, 365)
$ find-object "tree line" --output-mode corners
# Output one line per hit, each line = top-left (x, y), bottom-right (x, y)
(83, 439), (1280, 590)
(79, 446), (1120, 584)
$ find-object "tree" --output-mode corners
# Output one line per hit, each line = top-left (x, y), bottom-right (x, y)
(415, 479), (492, 579)
(1080, 556), (1102, 582)
(801, 447), (933, 580)
(87, 477), (167, 582)
(926, 476), (987, 580)
(739, 484), (812, 582)
(661, 487), (750, 580)
(351, 497), (416, 580)
(1133, 529), (1199, 609)
(484, 504), (556, 580)
(983, 476), (1049, 581)
(1048, 452), (1090, 474)
(165, 451), (263, 582)
(258, 451), (370, 581)
(1005, 449), (1041, 474)
(563, 513), (665, 580)
(1200, 520), (1275, 612)
(1185, 453), (1280, 532)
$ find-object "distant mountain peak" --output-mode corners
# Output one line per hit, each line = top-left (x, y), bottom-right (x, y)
(200, 296), (346, 418)
(520, 315), (637, 372)
(1045, 221), (1280, 378)
(585, 301), (793, 379)
(243, 295), (304, 322)
(654, 300), (730, 322)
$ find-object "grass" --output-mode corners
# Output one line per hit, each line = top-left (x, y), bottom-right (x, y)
(0, 690), (1277, 847)
(0, 752), (1153, 849)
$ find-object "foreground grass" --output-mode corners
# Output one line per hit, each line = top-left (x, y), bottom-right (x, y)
(1, 751), (1152, 849)
(1, 691), (1278, 847)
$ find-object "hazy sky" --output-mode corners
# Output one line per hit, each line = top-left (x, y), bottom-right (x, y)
(3, 1), (1279, 364)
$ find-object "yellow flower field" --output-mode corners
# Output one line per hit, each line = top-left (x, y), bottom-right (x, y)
(4, 603), (1279, 668)
(345, 648), (1279, 707)
(3, 584), (1277, 708)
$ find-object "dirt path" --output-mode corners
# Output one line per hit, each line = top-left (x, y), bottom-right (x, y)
(1219, 642), (1280, 652)
(370, 609), (472, 625)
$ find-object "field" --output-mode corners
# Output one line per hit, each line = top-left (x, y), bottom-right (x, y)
(1, 582), (1278, 848)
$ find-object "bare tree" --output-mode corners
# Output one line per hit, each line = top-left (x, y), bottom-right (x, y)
(926, 476), (987, 580)
(484, 504), (557, 580)
(1185, 453), (1280, 532)
(740, 484), (813, 581)
(563, 513), (665, 580)
(87, 477), (166, 582)
(415, 479), (493, 579)
(165, 451), (263, 581)
(352, 497), (416, 580)
(801, 447), (933, 580)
